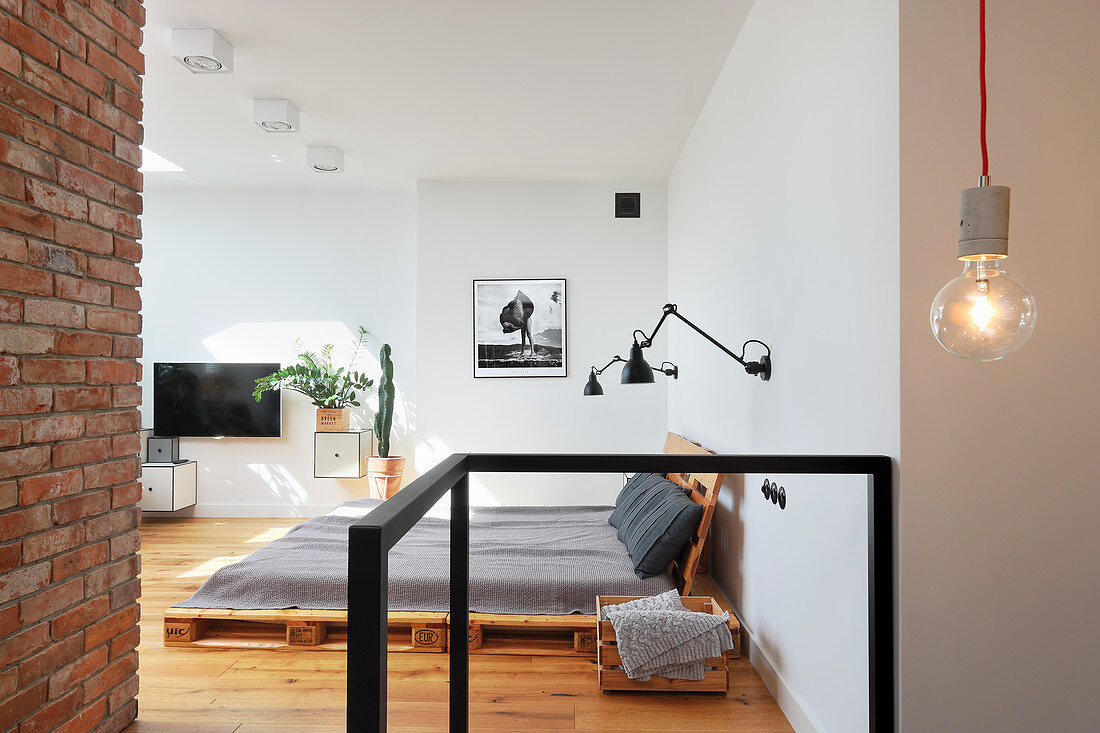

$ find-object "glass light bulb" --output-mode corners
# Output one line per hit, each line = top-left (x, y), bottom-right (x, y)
(930, 258), (1037, 361)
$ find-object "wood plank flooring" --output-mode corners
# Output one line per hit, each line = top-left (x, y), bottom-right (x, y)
(126, 517), (793, 732)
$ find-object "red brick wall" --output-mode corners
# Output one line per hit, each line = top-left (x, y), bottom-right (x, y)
(0, 1), (144, 731)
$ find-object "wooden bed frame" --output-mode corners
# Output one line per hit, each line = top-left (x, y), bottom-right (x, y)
(163, 432), (740, 657)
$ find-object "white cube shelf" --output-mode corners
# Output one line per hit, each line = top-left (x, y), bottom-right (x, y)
(315, 431), (374, 478)
(140, 460), (197, 512)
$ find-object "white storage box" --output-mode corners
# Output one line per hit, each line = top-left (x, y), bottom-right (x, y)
(314, 431), (374, 478)
(140, 460), (197, 512)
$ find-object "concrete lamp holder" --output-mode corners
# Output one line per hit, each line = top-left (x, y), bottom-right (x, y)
(958, 176), (1010, 260)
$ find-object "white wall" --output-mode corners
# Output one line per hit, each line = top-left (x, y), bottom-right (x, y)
(416, 181), (670, 505)
(142, 182), (670, 512)
(900, 2), (1100, 731)
(140, 188), (417, 516)
(666, 1), (899, 731)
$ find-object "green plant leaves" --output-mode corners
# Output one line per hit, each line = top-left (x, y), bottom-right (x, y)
(251, 325), (378, 409)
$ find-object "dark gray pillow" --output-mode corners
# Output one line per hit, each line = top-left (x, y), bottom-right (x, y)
(611, 474), (679, 539)
(619, 480), (703, 578)
(613, 475), (678, 542)
(608, 472), (659, 529)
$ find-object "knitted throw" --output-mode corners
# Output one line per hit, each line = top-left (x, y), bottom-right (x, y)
(603, 590), (734, 681)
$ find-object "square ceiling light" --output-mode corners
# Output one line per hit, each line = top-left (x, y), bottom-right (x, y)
(171, 28), (233, 73)
(253, 99), (300, 133)
(307, 146), (344, 172)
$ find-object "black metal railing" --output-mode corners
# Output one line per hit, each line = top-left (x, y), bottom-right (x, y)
(347, 453), (893, 733)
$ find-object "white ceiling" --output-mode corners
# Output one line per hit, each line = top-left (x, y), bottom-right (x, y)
(142, 1), (753, 190)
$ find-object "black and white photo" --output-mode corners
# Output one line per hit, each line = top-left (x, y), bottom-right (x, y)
(474, 279), (566, 377)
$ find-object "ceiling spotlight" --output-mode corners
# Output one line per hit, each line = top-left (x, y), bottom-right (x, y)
(307, 146), (344, 172)
(171, 29), (233, 74)
(184, 56), (220, 72)
(252, 99), (300, 133)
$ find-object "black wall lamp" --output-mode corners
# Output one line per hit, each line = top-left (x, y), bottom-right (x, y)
(583, 303), (771, 396)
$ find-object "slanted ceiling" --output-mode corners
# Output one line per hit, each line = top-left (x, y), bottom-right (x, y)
(142, 0), (753, 190)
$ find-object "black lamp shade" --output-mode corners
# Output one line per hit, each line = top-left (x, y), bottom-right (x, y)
(583, 372), (604, 396)
(620, 345), (655, 384)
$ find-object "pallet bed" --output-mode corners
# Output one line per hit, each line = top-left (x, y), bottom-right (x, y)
(163, 432), (741, 658)
(163, 587), (741, 658)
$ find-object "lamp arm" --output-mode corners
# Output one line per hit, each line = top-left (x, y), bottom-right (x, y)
(635, 303), (772, 380)
(664, 307), (751, 368)
(638, 303), (749, 366)
(590, 355), (625, 376)
(633, 307), (674, 349)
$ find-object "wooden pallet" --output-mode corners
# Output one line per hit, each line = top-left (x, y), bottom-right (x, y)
(162, 577), (743, 658)
(458, 580), (742, 658)
(466, 612), (599, 656)
(596, 595), (737, 694)
(162, 608), (448, 653)
(161, 608), (593, 656)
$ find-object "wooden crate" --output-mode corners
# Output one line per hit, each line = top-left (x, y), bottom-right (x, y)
(596, 595), (733, 694)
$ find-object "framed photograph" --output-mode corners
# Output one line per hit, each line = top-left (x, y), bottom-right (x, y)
(474, 278), (567, 378)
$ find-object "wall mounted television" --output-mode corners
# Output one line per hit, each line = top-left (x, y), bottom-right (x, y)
(153, 362), (282, 438)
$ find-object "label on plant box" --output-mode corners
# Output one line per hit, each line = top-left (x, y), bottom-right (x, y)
(315, 408), (350, 432)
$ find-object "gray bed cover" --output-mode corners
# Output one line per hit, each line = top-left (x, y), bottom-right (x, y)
(175, 499), (674, 615)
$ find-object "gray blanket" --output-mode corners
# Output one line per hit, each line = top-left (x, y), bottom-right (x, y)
(603, 590), (734, 680)
(175, 499), (673, 615)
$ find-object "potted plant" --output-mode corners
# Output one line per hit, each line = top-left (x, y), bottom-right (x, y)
(252, 327), (374, 432)
(367, 343), (404, 499)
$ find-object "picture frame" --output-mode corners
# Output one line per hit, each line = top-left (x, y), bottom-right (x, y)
(473, 278), (567, 378)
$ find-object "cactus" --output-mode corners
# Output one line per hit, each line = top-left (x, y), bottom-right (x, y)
(373, 344), (395, 458)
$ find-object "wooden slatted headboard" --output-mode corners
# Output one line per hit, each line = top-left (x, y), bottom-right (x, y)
(661, 431), (723, 596)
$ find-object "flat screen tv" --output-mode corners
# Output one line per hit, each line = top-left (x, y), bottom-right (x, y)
(154, 362), (281, 438)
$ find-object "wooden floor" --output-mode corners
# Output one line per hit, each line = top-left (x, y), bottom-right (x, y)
(126, 517), (793, 732)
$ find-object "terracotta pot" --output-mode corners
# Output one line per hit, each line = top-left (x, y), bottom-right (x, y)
(367, 456), (405, 499)
(315, 407), (350, 432)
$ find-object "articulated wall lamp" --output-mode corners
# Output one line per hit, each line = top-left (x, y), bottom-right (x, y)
(583, 303), (770, 396)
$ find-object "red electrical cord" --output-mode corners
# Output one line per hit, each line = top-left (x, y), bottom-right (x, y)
(979, 0), (989, 176)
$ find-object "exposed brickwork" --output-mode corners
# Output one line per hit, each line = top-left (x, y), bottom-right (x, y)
(0, 1), (143, 730)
